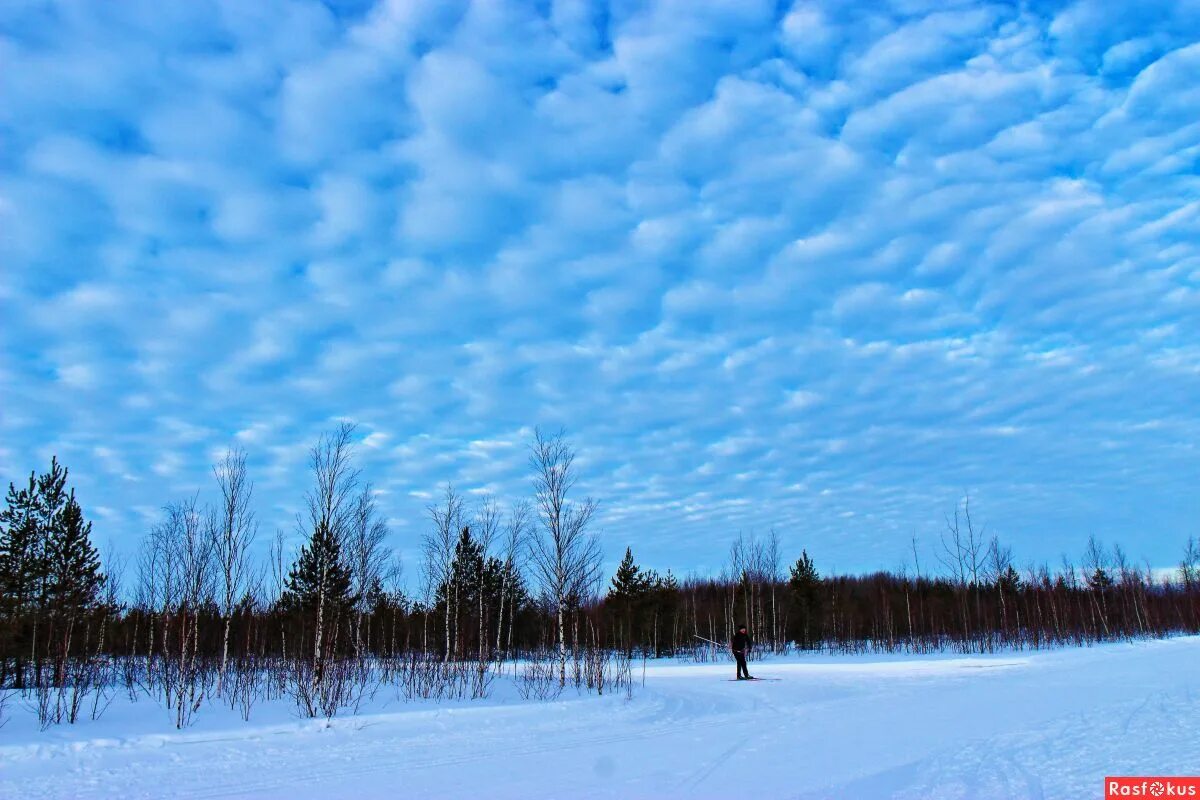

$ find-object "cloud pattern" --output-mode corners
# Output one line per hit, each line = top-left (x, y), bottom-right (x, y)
(2, 0), (1198, 577)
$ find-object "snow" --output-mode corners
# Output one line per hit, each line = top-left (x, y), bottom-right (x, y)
(3, 637), (1198, 799)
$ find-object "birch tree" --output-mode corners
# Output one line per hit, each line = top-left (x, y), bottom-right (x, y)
(210, 449), (256, 696)
(286, 423), (359, 705)
(496, 500), (529, 655)
(157, 496), (213, 728)
(347, 484), (389, 658)
(766, 530), (781, 650)
(423, 485), (462, 662)
(473, 497), (500, 662)
(527, 429), (600, 685)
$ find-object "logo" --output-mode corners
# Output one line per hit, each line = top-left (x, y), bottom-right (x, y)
(1107, 778), (1200, 798)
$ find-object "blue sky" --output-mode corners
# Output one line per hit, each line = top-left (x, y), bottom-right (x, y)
(1, 0), (1198, 581)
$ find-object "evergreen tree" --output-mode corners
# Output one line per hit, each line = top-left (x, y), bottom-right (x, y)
(362, 574), (388, 614)
(480, 555), (505, 599)
(788, 550), (821, 647)
(659, 569), (679, 593)
(35, 458), (68, 540)
(0, 458), (104, 688)
(500, 558), (528, 606)
(0, 472), (44, 614)
(433, 526), (497, 656)
(649, 569), (680, 657)
(1087, 567), (1113, 591)
(476, 553), (508, 633)
(44, 490), (105, 611)
(641, 568), (660, 591)
(433, 530), (474, 607)
(0, 458), (103, 615)
(997, 564), (1022, 594)
(789, 550), (819, 590)
(496, 556), (529, 642)
(448, 526), (486, 600)
(608, 548), (652, 652)
(609, 547), (648, 601)
(283, 521), (355, 614)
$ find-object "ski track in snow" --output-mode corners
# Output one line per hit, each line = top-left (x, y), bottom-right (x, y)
(3, 638), (1198, 799)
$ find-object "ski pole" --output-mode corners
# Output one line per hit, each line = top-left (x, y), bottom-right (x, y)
(693, 635), (724, 648)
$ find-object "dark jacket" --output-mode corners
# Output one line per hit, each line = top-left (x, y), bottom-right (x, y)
(731, 630), (751, 653)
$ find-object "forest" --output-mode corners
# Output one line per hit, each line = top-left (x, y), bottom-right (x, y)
(2, 425), (1198, 729)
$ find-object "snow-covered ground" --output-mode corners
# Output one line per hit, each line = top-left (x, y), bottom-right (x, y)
(3, 637), (1198, 799)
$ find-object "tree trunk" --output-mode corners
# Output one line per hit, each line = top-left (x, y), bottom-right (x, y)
(217, 616), (232, 696)
(557, 597), (566, 686)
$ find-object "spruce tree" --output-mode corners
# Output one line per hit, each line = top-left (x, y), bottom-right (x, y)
(997, 564), (1022, 594)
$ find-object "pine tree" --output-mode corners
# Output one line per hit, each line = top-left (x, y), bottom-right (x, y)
(283, 521), (355, 615)
(479, 555), (505, 601)
(449, 526), (486, 599)
(1, 459), (104, 613)
(788, 550), (821, 647)
(45, 490), (105, 611)
(476, 553), (507, 634)
(789, 550), (819, 590)
(609, 547), (647, 600)
(0, 474), (42, 688)
(496, 556), (528, 651)
(608, 547), (651, 652)
(435, 526), (488, 657)
(499, 558), (527, 608)
(0, 472), (44, 615)
(36, 458), (68, 539)
(1, 458), (104, 689)
(659, 569), (678, 593)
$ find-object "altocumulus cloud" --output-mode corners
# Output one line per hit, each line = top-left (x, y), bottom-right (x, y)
(1, 0), (1197, 577)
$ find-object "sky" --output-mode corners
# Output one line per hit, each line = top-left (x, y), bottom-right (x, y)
(1, 0), (1198, 583)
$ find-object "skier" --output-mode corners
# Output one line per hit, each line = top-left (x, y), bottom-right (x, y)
(731, 624), (753, 680)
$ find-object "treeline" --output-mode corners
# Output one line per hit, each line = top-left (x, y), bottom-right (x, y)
(2, 426), (1199, 730)
(599, 521), (1200, 659)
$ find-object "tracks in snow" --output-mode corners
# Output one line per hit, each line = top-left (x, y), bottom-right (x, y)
(171, 712), (762, 800)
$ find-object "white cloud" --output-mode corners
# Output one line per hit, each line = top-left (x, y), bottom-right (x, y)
(1, 0), (1197, 579)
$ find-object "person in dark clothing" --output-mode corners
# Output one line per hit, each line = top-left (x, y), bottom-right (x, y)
(731, 625), (753, 680)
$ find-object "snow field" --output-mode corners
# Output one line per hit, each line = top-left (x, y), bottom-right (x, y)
(3, 637), (1198, 799)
